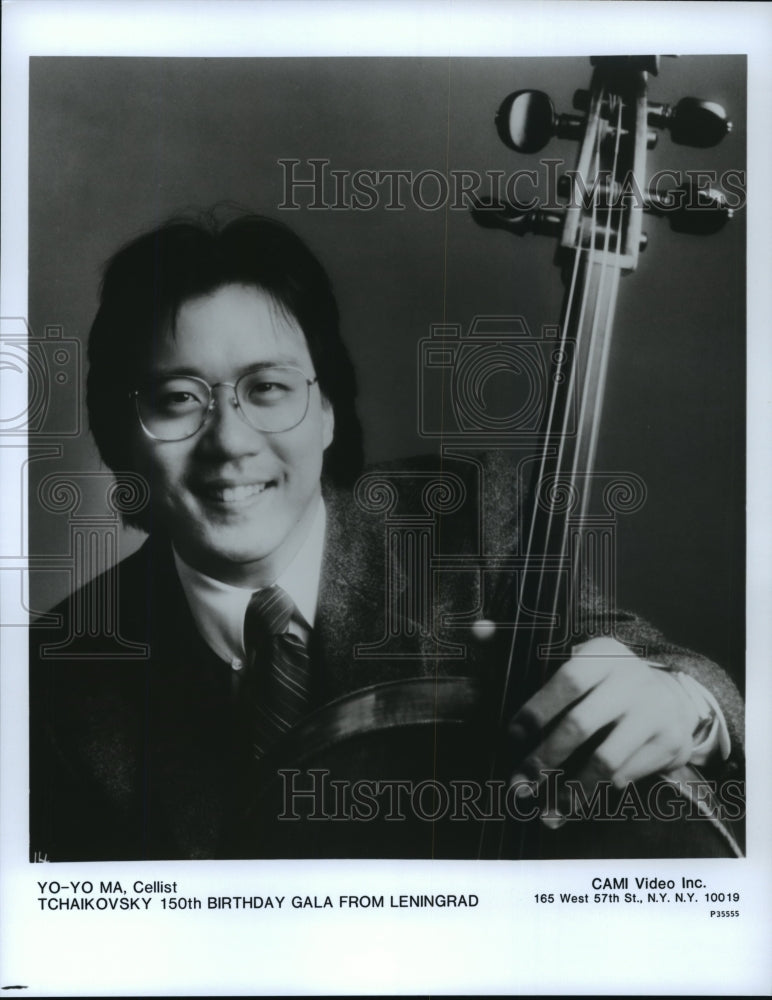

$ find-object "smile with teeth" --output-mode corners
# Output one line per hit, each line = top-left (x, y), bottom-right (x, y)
(206, 482), (274, 503)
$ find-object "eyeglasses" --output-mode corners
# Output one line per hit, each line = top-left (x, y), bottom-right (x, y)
(130, 365), (319, 442)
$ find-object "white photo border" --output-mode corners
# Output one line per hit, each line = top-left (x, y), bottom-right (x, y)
(2, 2), (770, 995)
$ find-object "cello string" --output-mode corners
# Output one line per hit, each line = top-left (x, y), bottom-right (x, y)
(521, 84), (622, 677)
(550, 90), (626, 634)
(488, 80), (629, 859)
(485, 142), (599, 857)
(528, 88), (621, 615)
(484, 130), (592, 853)
(491, 230), (585, 731)
(494, 82), (610, 732)
(576, 93), (625, 515)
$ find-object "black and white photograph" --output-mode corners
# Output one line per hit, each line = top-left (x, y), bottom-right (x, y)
(1, 1), (770, 995)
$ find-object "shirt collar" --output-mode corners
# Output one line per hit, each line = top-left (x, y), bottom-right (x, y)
(173, 499), (326, 668)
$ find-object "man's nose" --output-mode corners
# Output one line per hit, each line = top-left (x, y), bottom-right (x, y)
(198, 385), (265, 455)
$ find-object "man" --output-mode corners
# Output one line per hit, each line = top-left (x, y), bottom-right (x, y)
(29, 214), (744, 861)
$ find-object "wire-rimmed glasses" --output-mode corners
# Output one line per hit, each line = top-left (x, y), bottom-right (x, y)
(130, 365), (318, 442)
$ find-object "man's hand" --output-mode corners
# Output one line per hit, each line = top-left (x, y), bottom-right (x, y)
(509, 637), (704, 796)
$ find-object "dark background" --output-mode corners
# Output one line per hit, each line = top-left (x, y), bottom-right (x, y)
(28, 55), (745, 687)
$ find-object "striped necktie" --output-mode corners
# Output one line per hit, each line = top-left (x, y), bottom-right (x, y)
(242, 584), (312, 759)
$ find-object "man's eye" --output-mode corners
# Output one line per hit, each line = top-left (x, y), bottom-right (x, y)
(156, 389), (202, 411)
(244, 380), (289, 402)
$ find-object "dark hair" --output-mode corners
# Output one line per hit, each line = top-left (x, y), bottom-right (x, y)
(87, 212), (364, 529)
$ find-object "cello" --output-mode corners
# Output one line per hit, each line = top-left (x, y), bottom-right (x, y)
(246, 56), (743, 860)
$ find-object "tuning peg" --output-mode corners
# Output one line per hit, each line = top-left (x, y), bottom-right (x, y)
(470, 197), (563, 237)
(648, 97), (732, 147)
(645, 180), (733, 234)
(496, 90), (584, 154)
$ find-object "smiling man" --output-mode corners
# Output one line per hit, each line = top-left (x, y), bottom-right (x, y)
(133, 284), (334, 587)
(29, 214), (745, 861)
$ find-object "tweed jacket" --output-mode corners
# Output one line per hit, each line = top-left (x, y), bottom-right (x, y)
(29, 454), (744, 861)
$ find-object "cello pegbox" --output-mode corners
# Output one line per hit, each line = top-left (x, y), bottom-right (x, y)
(495, 90), (584, 154)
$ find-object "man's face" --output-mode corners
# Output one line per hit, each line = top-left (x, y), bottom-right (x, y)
(133, 283), (334, 587)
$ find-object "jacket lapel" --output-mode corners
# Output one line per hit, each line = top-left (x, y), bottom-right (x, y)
(313, 477), (487, 700)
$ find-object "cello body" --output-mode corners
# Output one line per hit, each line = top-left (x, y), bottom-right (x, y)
(245, 679), (743, 860)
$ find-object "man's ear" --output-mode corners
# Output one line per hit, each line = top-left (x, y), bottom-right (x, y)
(321, 396), (335, 450)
